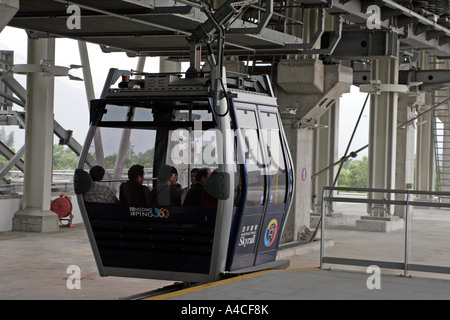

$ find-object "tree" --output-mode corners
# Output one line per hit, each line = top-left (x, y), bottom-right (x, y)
(0, 127), (15, 148)
(53, 144), (79, 170)
(337, 156), (368, 189)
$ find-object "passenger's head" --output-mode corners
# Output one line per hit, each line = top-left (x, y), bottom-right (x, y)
(190, 168), (199, 185)
(158, 164), (173, 184)
(89, 165), (105, 182)
(196, 167), (211, 184)
(170, 166), (178, 184)
(128, 164), (145, 183)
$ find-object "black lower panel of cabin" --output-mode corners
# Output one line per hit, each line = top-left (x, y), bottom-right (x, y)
(98, 247), (212, 274)
(84, 203), (216, 275)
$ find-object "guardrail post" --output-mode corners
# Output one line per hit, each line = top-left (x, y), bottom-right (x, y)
(320, 186), (326, 269)
(403, 189), (411, 277)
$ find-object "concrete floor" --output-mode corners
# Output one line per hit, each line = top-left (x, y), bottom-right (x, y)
(1, 200), (450, 300)
(0, 223), (173, 300)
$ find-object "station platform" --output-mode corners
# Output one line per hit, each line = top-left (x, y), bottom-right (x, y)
(1, 201), (450, 303)
(146, 267), (450, 300)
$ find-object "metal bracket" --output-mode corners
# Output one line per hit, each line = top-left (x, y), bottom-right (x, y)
(292, 120), (328, 129)
(360, 80), (409, 94)
(12, 61), (83, 80)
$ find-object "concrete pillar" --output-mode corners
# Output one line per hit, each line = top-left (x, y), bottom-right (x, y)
(159, 57), (181, 73)
(223, 56), (246, 75)
(367, 56), (399, 215)
(394, 93), (417, 217)
(310, 101), (343, 228)
(279, 114), (313, 243)
(13, 38), (59, 232)
(415, 98), (435, 196)
(356, 44), (405, 232)
(415, 53), (435, 198)
(275, 9), (351, 242)
(312, 101), (339, 212)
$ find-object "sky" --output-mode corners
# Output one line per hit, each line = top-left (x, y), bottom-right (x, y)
(339, 85), (370, 159)
(0, 26), (369, 160)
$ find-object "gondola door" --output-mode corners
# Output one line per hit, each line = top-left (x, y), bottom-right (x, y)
(254, 107), (291, 265)
(227, 104), (267, 271)
(226, 103), (293, 271)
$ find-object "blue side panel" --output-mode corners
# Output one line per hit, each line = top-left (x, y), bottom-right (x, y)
(227, 206), (264, 271)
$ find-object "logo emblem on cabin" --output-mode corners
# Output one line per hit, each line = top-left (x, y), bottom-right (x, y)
(264, 219), (278, 247)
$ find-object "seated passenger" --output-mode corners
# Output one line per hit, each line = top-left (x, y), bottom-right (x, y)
(119, 164), (152, 205)
(170, 166), (182, 193)
(149, 164), (182, 207)
(183, 167), (211, 207)
(83, 165), (118, 203)
(201, 171), (219, 208)
(181, 167), (199, 203)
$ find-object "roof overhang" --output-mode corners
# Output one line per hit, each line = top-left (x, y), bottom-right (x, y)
(6, 0), (450, 59)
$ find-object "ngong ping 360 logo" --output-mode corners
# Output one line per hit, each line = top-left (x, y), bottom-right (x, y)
(264, 219), (278, 247)
(129, 207), (170, 219)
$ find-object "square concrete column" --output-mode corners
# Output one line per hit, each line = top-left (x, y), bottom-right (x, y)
(276, 59), (351, 241)
(310, 101), (344, 228)
(415, 53), (435, 199)
(367, 57), (399, 213)
(12, 37), (59, 232)
(312, 101), (339, 211)
(279, 114), (313, 243)
(415, 104), (435, 196)
(356, 47), (405, 232)
(394, 94), (418, 217)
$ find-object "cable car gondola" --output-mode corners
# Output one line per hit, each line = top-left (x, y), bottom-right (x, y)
(74, 68), (294, 283)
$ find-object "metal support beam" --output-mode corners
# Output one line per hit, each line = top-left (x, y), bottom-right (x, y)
(354, 69), (450, 92)
(0, 72), (27, 105)
(78, 41), (106, 168)
(0, 144), (24, 182)
(0, 62), (96, 182)
(53, 119), (97, 168)
(331, 28), (399, 60)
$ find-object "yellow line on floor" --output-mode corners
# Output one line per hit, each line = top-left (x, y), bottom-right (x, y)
(146, 267), (319, 300)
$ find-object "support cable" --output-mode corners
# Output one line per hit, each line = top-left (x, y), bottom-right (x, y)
(307, 93), (370, 242)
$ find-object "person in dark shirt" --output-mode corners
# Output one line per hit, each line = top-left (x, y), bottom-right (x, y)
(149, 164), (182, 207)
(181, 167), (199, 203)
(201, 171), (219, 208)
(183, 167), (211, 207)
(119, 164), (152, 205)
(170, 166), (182, 193)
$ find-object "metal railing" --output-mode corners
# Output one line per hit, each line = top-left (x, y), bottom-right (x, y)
(320, 186), (450, 277)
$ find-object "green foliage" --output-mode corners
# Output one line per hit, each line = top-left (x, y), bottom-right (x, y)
(104, 148), (154, 170)
(53, 144), (79, 170)
(0, 127), (14, 148)
(337, 156), (368, 189)
(53, 145), (155, 170)
(0, 129), (18, 172)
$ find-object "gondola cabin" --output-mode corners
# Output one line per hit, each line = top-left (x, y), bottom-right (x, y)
(74, 69), (294, 283)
